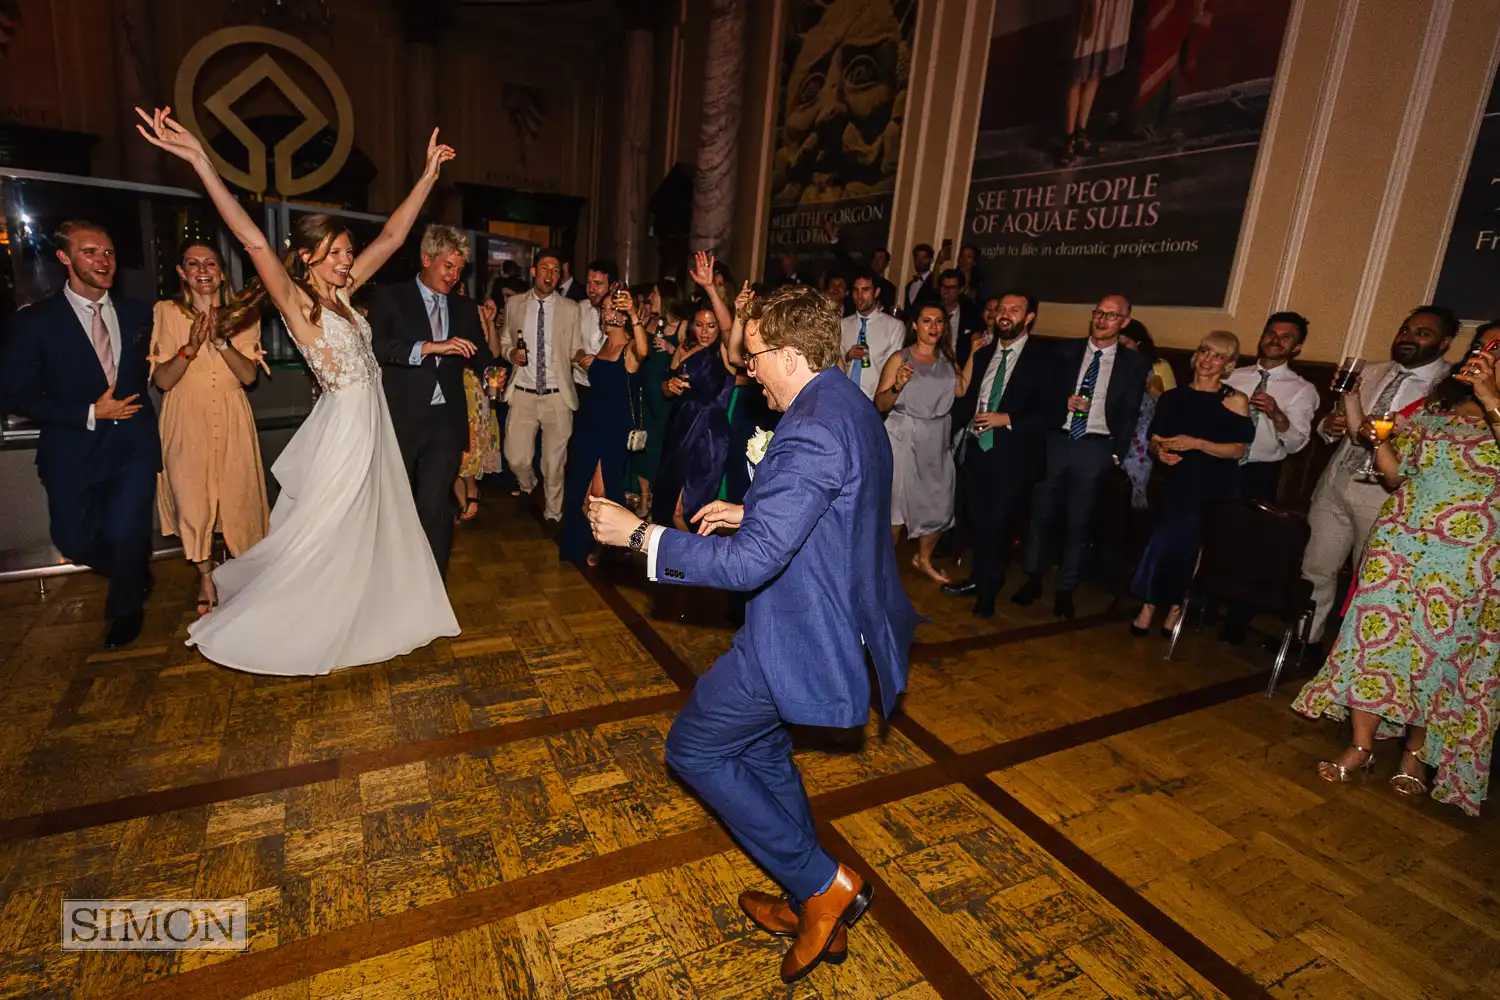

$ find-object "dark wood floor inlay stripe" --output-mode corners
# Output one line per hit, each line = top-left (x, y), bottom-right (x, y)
(820, 824), (993, 1000)
(0, 690), (688, 843)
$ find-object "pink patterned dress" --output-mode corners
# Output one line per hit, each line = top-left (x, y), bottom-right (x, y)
(1292, 411), (1500, 815)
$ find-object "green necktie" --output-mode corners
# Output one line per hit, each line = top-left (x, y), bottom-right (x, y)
(977, 348), (1011, 452)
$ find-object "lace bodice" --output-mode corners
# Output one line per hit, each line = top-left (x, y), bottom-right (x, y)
(295, 294), (380, 392)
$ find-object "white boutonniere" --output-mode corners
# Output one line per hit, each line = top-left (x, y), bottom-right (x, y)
(747, 427), (774, 466)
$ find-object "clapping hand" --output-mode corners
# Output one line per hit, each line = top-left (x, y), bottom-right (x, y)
(187, 309), (212, 356)
(134, 107), (209, 166)
(421, 127), (456, 180)
(691, 500), (744, 535)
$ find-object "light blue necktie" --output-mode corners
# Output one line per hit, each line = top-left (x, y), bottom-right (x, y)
(1069, 349), (1102, 440)
(849, 316), (868, 384)
(428, 295), (446, 405)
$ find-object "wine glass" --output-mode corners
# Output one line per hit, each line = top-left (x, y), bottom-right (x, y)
(1331, 356), (1364, 394)
(1357, 408), (1395, 480)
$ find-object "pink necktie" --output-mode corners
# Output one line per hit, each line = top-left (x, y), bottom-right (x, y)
(90, 303), (116, 383)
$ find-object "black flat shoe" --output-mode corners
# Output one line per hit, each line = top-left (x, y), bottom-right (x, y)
(104, 611), (144, 649)
(1011, 575), (1043, 606)
(1129, 623), (1149, 637)
(1054, 591), (1075, 620)
(972, 599), (995, 619)
(942, 579), (978, 597)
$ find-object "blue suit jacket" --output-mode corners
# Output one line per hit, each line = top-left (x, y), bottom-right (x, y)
(655, 368), (919, 729)
(0, 291), (160, 484)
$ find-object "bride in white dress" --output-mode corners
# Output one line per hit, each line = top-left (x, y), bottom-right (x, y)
(136, 106), (461, 675)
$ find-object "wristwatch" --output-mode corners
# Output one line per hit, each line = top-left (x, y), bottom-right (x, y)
(628, 520), (650, 552)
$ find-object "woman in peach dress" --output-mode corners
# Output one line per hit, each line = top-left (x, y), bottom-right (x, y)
(150, 239), (269, 614)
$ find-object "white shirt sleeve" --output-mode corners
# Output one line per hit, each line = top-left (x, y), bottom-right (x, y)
(1278, 382), (1318, 455)
(86, 404), (96, 432)
(645, 525), (664, 582)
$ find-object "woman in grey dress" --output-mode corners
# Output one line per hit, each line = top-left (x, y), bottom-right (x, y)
(875, 303), (969, 584)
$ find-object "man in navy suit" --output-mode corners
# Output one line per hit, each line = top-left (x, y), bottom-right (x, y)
(1, 221), (161, 647)
(944, 292), (1056, 617)
(370, 224), (496, 578)
(1012, 293), (1147, 619)
(588, 285), (918, 984)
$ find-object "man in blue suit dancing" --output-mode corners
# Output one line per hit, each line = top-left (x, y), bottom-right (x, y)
(589, 284), (918, 983)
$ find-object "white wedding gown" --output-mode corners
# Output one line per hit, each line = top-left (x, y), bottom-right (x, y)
(187, 292), (459, 675)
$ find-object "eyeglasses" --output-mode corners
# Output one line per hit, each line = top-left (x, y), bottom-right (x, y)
(1091, 310), (1127, 322)
(743, 346), (782, 370)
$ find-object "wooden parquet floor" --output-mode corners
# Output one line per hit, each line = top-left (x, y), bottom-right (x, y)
(0, 495), (1494, 999)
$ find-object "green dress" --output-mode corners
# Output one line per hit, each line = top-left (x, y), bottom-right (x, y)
(627, 322), (678, 488)
(1292, 411), (1500, 815)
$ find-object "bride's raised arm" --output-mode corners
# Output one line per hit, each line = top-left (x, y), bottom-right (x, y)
(347, 127), (455, 294)
(135, 106), (298, 323)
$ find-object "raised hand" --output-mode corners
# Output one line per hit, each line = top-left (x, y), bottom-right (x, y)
(95, 383), (142, 421)
(733, 281), (754, 317)
(134, 106), (208, 166)
(479, 299), (498, 327)
(689, 250), (715, 290)
(894, 361), (915, 391)
(422, 127), (456, 180)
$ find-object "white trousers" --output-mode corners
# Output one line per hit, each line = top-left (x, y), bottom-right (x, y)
(1300, 469), (1391, 642)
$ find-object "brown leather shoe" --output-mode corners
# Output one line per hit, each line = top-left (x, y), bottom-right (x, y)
(738, 890), (846, 963)
(779, 865), (871, 984)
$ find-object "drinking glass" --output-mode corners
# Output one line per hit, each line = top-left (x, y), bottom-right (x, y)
(1331, 355), (1364, 393)
(1357, 408), (1395, 481)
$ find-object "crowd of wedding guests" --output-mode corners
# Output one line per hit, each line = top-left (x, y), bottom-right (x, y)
(15, 218), (1498, 821)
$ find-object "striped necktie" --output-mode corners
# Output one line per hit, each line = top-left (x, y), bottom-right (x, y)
(1069, 349), (1102, 440)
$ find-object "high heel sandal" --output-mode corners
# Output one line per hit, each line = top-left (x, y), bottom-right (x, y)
(1317, 744), (1374, 783)
(1390, 745), (1428, 796)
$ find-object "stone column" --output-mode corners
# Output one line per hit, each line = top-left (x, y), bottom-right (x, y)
(112, 0), (163, 185)
(690, 0), (745, 255)
(615, 28), (654, 283)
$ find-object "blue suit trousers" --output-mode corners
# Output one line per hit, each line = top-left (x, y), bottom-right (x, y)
(665, 648), (839, 902)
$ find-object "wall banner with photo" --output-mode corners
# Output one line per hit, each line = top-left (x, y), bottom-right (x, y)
(1433, 65), (1500, 323)
(761, 0), (918, 282)
(962, 0), (1293, 308)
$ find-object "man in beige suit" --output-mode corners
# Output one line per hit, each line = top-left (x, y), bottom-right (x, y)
(501, 248), (582, 522)
(1298, 306), (1455, 653)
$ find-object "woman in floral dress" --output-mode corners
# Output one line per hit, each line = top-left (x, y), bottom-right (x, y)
(1293, 336), (1500, 814)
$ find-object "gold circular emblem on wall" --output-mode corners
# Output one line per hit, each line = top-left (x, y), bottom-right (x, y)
(174, 26), (355, 197)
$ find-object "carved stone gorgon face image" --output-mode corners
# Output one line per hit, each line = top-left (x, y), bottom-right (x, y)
(777, 0), (907, 204)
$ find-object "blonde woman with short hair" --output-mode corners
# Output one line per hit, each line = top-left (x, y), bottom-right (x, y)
(1129, 331), (1255, 636)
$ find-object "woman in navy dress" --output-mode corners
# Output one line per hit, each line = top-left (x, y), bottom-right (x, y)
(1130, 331), (1255, 636)
(560, 288), (648, 565)
(650, 253), (740, 530)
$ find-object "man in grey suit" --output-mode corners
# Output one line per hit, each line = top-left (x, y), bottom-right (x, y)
(499, 248), (583, 522)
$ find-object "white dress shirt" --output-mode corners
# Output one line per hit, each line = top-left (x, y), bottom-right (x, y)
(66, 285), (121, 431)
(972, 334), (1028, 435)
(410, 278), (449, 405)
(905, 270), (930, 308)
(1224, 362), (1318, 462)
(512, 291), (568, 392)
(574, 303), (606, 387)
(1060, 340), (1117, 435)
(840, 309), (904, 400)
